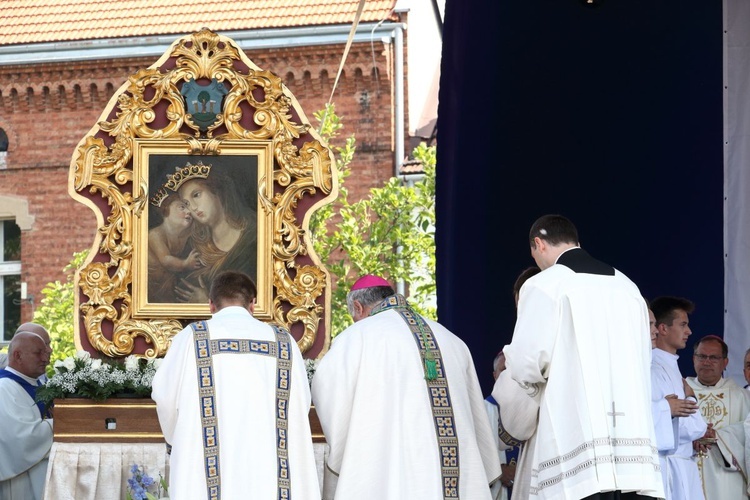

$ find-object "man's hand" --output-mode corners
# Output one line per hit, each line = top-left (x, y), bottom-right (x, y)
(500, 463), (516, 488)
(665, 394), (698, 418)
(693, 423), (716, 454)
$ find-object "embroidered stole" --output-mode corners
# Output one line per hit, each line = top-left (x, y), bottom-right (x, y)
(191, 321), (293, 500)
(370, 295), (460, 499)
(486, 395), (519, 496)
(0, 368), (51, 418)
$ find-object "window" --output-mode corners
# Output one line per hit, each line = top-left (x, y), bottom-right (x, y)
(0, 128), (7, 169)
(0, 219), (21, 341)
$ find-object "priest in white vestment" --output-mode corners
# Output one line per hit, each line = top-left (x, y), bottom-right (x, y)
(152, 271), (320, 500)
(495, 215), (664, 499)
(651, 296), (707, 500)
(0, 329), (54, 500)
(312, 275), (502, 500)
(686, 335), (750, 499)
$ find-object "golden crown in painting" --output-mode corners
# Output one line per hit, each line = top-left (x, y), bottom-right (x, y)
(149, 186), (170, 207)
(165, 161), (212, 192)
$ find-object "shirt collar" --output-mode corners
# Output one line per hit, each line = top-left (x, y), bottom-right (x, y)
(653, 347), (679, 361)
(213, 305), (252, 317)
(554, 245), (581, 264)
(4, 366), (39, 385)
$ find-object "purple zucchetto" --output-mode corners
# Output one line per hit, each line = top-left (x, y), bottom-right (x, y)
(350, 274), (391, 291)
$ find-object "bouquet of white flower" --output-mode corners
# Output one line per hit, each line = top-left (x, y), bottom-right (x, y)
(36, 350), (163, 406)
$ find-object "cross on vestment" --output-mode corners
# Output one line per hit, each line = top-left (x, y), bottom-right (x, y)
(607, 401), (625, 426)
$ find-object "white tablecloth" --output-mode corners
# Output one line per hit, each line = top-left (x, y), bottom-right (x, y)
(43, 442), (329, 500)
(44, 443), (169, 500)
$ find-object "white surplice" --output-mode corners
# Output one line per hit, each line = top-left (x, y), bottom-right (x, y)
(652, 348), (707, 500)
(501, 257), (664, 499)
(685, 376), (750, 499)
(484, 398), (509, 500)
(652, 385), (679, 455)
(0, 374), (53, 500)
(311, 302), (502, 500)
(492, 367), (536, 499)
(151, 306), (320, 500)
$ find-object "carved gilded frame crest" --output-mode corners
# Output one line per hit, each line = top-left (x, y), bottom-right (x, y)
(68, 29), (337, 358)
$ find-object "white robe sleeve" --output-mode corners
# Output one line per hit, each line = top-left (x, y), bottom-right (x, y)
(0, 379), (53, 481)
(151, 326), (192, 446)
(310, 329), (363, 474)
(650, 365), (678, 452)
(462, 348), (503, 485)
(715, 419), (746, 472)
(504, 281), (557, 393)
(491, 368), (539, 444)
(680, 410), (708, 443)
(651, 397), (678, 452)
(744, 413), (750, 490)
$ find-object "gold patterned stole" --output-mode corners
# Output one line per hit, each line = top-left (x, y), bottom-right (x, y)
(191, 320), (293, 500)
(370, 294), (460, 499)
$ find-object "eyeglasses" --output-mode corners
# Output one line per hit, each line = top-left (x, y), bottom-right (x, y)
(694, 354), (725, 362)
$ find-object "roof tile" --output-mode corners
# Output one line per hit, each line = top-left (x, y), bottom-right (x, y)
(0, 0), (398, 46)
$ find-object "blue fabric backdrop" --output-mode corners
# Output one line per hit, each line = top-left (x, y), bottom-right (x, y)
(435, 0), (724, 394)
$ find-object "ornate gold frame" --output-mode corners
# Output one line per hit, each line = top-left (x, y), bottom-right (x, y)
(68, 29), (337, 358)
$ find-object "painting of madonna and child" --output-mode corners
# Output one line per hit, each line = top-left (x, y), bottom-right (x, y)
(146, 154), (258, 304)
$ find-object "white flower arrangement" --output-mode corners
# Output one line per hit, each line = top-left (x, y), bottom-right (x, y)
(36, 351), (163, 406)
(305, 358), (318, 387)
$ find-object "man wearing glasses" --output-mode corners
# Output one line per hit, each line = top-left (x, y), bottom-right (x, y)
(651, 296), (708, 500)
(686, 335), (750, 500)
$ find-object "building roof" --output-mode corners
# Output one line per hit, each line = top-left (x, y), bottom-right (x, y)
(0, 0), (399, 46)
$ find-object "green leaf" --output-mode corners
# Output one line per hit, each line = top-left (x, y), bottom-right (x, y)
(309, 106), (437, 337)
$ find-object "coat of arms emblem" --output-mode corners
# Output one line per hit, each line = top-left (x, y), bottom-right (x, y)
(181, 77), (228, 132)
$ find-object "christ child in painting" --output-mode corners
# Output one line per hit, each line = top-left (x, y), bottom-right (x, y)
(147, 187), (204, 302)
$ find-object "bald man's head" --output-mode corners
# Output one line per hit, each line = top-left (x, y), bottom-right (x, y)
(16, 323), (51, 345)
(8, 325), (52, 378)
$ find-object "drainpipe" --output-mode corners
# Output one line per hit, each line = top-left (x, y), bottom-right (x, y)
(392, 23), (407, 296)
(394, 24), (405, 180)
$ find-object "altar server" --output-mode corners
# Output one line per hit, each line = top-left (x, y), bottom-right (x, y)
(312, 274), (501, 500)
(494, 214), (664, 499)
(152, 271), (320, 500)
(0, 328), (54, 500)
(651, 296), (708, 500)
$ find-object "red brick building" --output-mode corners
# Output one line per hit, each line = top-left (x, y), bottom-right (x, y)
(0, 0), (442, 340)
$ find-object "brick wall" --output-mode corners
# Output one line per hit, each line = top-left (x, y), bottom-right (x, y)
(0, 40), (404, 321)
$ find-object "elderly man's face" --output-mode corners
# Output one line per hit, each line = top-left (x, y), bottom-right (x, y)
(14, 335), (50, 379)
(693, 340), (728, 387)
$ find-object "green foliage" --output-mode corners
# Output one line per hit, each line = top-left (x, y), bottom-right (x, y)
(33, 250), (88, 377)
(310, 104), (437, 338)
